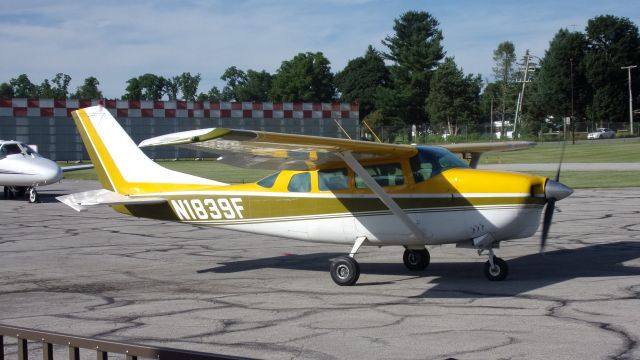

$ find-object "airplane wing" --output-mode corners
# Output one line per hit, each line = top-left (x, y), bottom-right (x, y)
(441, 141), (535, 154)
(439, 141), (535, 168)
(138, 128), (417, 170)
(61, 164), (94, 172)
(139, 128), (535, 170)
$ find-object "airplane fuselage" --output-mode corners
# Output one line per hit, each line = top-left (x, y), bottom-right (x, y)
(0, 141), (63, 187)
(116, 167), (547, 248)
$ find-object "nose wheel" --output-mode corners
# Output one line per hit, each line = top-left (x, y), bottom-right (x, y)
(483, 249), (508, 281)
(28, 187), (39, 203)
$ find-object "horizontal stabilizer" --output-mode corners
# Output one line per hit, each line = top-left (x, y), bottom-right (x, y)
(57, 189), (165, 212)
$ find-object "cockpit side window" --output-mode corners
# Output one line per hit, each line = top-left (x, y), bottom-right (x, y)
(355, 163), (404, 188)
(287, 172), (311, 192)
(1, 144), (22, 156)
(411, 146), (468, 183)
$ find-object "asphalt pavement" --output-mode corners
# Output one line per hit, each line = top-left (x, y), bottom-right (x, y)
(1, 180), (639, 359)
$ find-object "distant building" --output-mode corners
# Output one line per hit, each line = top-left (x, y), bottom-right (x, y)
(0, 99), (359, 160)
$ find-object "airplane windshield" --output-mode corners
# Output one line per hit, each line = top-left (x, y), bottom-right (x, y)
(411, 146), (468, 183)
(20, 143), (38, 155)
(257, 172), (280, 188)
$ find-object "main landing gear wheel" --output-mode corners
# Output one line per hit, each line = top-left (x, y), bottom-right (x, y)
(403, 248), (430, 271)
(7, 186), (26, 199)
(484, 256), (508, 281)
(330, 255), (360, 286)
(28, 187), (39, 203)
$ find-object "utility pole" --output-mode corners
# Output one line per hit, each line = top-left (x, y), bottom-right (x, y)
(570, 58), (575, 144)
(490, 96), (494, 140)
(621, 65), (636, 136)
(513, 49), (536, 138)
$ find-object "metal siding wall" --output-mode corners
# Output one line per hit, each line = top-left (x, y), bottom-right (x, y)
(0, 100), (359, 161)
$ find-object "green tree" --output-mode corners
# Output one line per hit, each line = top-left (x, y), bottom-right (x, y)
(584, 15), (640, 125)
(530, 29), (589, 133)
(122, 74), (167, 100)
(38, 79), (55, 98)
(270, 52), (335, 102)
(426, 58), (481, 135)
(38, 73), (72, 98)
(220, 66), (247, 101)
(335, 45), (390, 119)
(10, 74), (38, 98)
(480, 81), (501, 128)
(0, 82), (13, 98)
(197, 86), (222, 102)
(176, 72), (201, 101)
(51, 73), (71, 98)
(239, 70), (272, 101)
(164, 76), (180, 100)
(381, 11), (445, 125)
(123, 77), (142, 100)
(72, 77), (103, 99)
(492, 41), (518, 137)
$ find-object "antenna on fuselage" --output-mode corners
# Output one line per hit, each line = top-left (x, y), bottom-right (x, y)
(362, 120), (382, 143)
(333, 118), (352, 140)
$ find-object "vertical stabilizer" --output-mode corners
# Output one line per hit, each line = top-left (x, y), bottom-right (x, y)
(72, 106), (225, 195)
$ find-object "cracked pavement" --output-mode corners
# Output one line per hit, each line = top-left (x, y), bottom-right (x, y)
(1, 180), (639, 359)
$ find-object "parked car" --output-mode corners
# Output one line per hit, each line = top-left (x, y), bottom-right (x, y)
(587, 128), (616, 139)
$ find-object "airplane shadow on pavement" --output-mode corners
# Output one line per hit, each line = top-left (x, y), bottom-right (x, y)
(199, 241), (640, 298)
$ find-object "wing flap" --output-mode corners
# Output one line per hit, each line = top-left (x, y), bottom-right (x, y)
(57, 189), (165, 212)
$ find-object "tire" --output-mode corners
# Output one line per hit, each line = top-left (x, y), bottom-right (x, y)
(403, 248), (430, 271)
(330, 256), (360, 286)
(28, 188), (38, 203)
(484, 257), (509, 281)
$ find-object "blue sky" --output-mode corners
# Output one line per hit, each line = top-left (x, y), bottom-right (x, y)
(1, 0), (639, 98)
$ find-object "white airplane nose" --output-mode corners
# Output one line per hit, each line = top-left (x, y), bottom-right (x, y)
(29, 158), (63, 185)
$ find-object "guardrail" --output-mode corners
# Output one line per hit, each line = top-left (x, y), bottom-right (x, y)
(0, 323), (250, 360)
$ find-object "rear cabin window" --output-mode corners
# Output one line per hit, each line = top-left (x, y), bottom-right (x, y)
(288, 172), (311, 192)
(319, 168), (349, 191)
(355, 163), (404, 189)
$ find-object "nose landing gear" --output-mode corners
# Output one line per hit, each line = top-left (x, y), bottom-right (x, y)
(28, 187), (39, 203)
(482, 248), (508, 281)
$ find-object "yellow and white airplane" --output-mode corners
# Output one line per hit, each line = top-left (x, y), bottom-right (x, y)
(58, 105), (572, 285)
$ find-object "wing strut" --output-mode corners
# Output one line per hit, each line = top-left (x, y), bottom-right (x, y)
(337, 151), (427, 242)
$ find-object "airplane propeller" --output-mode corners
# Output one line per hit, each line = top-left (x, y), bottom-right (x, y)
(540, 141), (572, 252)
